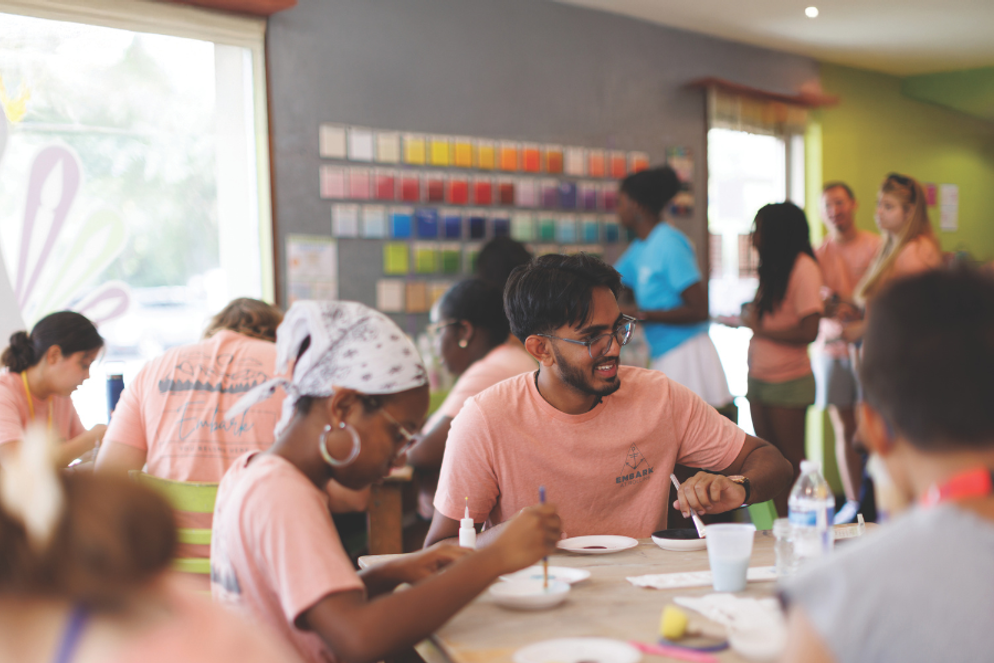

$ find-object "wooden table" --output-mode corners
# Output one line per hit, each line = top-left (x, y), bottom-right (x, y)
(361, 531), (779, 663)
(366, 465), (414, 555)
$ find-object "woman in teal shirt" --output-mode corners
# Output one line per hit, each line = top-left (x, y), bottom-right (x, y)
(615, 166), (732, 407)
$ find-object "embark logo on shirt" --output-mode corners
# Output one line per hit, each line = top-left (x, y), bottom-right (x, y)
(616, 444), (654, 487)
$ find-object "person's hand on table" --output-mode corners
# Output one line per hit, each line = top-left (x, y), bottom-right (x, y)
(394, 541), (471, 583)
(672, 472), (748, 517)
(488, 504), (561, 574)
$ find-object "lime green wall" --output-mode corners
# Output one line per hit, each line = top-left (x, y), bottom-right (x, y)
(815, 63), (994, 262)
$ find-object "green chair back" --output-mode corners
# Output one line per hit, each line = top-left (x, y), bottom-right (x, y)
(130, 471), (219, 576)
(747, 499), (779, 531)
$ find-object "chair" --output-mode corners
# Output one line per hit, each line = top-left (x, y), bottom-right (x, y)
(130, 471), (219, 576)
(747, 499), (779, 531)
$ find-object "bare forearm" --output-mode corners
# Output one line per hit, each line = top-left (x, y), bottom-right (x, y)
(57, 430), (100, 468)
(740, 445), (793, 504)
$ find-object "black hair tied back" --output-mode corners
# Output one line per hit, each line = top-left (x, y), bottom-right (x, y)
(2, 331), (35, 373)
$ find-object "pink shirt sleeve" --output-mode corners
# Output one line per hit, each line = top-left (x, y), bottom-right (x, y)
(790, 256), (826, 319)
(433, 398), (500, 523)
(669, 380), (746, 471)
(103, 366), (148, 450)
(246, 473), (364, 624)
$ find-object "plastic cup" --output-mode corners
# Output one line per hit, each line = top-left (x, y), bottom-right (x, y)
(705, 523), (756, 592)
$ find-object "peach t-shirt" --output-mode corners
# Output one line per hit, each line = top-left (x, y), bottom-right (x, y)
(211, 452), (364, 663)
(815, 231), (882, 359)
(103, 331), (284, 483)
(892, 235), (943, 279)
(418, 342), (537, 517)
(434, 366), (746, 538)
(0, 370), (85, 447)
(748, 253), (825, 383)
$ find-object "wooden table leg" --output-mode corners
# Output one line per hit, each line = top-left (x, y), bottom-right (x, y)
(367, 481), (404, 555)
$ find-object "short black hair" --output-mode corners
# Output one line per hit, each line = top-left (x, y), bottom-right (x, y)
(861, 267), (994, 451)
(619, 166), (680, 217)
(822, 181), (855, 201)
(476, 237), (533, 292)
(439, 279), (510, 349)
(504, 253), (622, 342)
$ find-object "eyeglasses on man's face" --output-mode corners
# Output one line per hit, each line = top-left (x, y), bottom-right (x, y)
(537, 314), (637, 359)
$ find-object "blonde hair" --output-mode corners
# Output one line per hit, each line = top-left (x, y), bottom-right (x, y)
(203, 298), (283, 342)
(855, 174), (937, 305)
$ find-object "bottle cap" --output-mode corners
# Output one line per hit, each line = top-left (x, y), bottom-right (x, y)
(800, 460), (820, 473)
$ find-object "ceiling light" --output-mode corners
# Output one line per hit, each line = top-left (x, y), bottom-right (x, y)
(805, 6), (819, 17)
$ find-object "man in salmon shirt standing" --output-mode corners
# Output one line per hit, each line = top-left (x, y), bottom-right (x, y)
(813, 183), (882, 524)
(425, 253), (793, 545)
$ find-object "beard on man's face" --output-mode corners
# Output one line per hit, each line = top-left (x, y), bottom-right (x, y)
(551, 344), (621, 398)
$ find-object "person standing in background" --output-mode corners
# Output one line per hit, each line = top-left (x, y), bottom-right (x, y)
(615, 166), (732, 409)
(813, 183), (882, 524)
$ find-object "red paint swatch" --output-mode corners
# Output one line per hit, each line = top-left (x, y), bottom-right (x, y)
(375, 171), (396, 201)
(473, 178), (494, 206)
(448, 177), (469, 205)
(609, 152), (627, 179)
(545, 148), (564, 174)
(588, 151), (606, 178)
(400, 174), (421, 203)
(522, 146), (541, 173)
(498, 180), (515, 205)
(426, 175), (445, 203)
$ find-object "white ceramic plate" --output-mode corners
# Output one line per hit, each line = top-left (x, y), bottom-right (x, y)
(557, 535), (639, 554)
(500, 565), (591, 585)
(650, 528), (708, 552)
(513, 638), (642, 663)
(489, 579), (570, 610)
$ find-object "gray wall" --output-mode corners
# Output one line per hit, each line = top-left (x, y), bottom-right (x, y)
(266, 0), (820, 313)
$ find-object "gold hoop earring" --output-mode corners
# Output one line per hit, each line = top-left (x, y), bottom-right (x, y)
(318, 422), (362, 467)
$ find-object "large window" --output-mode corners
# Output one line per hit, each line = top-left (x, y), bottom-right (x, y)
(0, 1), (272, 427)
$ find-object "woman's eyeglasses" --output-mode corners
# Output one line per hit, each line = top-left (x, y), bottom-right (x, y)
(378, 406), (418, 455)
(537, 315), (637, 359)
(426, 319), (459, 342)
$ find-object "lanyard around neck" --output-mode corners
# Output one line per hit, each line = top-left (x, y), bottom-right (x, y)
(920, 467), (994, 508)
(20, 371), (53, 431)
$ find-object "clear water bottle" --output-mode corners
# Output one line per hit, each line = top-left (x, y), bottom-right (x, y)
(787, 460), (835, 563)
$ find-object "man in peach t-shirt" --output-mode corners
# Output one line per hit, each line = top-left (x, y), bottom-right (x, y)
(813, 182), (882, 524)
(425, 254), (793, 545)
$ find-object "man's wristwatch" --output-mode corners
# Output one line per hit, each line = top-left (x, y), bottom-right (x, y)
(726, 475), (751, 505)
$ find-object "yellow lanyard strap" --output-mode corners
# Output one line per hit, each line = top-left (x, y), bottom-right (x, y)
(21, 371), (53, 430)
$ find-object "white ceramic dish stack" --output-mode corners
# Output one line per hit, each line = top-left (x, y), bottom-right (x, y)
(489, 579), (571, 610)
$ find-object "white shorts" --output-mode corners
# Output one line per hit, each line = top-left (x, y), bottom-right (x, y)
(651, 333), (733, 408)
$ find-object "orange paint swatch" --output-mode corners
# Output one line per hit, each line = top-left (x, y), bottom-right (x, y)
(588, 150), (606, 178)
(609, 151), (627, 179)
(499, 142), (519, 172)
(521, 144), (541, 173)
(544, 146), (564, 174)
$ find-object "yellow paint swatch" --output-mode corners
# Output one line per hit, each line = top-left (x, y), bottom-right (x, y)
(429, 135), (451, 167)
(414, 243), (439, 274)
(384, 242), (410, 275)
(476, 140), (496, 170)
(403, 133), (427, 165)
(453, 138), (474, 168)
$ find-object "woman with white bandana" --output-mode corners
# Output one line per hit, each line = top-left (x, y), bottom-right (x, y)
(210, 300), (561, 663)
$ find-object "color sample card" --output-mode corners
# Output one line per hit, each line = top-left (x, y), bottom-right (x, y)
(452, 137), (474, 168)
(361, 206), (387, 238)
(565, 147), (586, 176)
(476, 140), (496, 170)
(425, 174), (445, 203)
(413, 243), (438, 274)
(399, 173), (421, 203)
(428, 281), (451, 307)
(441, 209), (463, 239)
(464, 244), (481, 274)
(429, 135), (451, 167)
(492, 216), (510, 237)
(581, 216), (600, 243)
(406, 281), (429, 313)
(319, 124), (347, 159)
(558, 181), (577, 209)
(601, 184), (618, 211)
(629, 151), (650, 173)
(499, 141), (519, 171)
(403, 133), (427, 165)
(603, 220), (620, 243)
(348, 168), (371, 199)
(609, 151), (627, 179)
(511, 213), (534, 242)
(540, 179), (559, 209)
(415, 208), (439, 239)
(348, 127), (375, 162)
(588, 150), (606, 178)
(375, 169), (396, 201)
(287, 235), (338, 304)
(516, 179), (538, 207)
(521, 143), (541, 173)
(376, 132), (401, 163)
(332, 203), (360, 237)
(468, 213), (487, 240)
(376, 279), (405, 312)
(557, 215), (577, 243)
(390, 208), (413, 238)
(545, 145), (564, 174)
(538, 216), (557, 241)
(473, 177), (494, 206)
(497, 178), (515, 206)
(579, 181), (599, 211)
(383, 242), (410, 274)
(440, 243), (462, 274)
(319, 165), (346, 199)
(447, 175), (470, 205)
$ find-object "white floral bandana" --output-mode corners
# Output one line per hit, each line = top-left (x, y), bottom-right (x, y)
(226, 300), (427, 436)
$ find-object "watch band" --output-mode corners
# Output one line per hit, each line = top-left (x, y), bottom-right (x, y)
(727, 475), (751, 504)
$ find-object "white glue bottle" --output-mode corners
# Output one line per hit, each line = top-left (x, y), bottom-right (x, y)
(459, 497), (476, 549)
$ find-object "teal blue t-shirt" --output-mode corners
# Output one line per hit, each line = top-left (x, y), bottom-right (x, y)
(615, 223), (709, 358)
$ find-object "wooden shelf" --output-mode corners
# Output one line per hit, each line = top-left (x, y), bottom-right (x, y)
(688, 76), (838, 108)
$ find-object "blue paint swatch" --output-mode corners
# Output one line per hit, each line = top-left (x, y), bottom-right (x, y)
(558, 182), (577, 210)
(469, 215), (487, 240)
(557, 217), (577, 243)
(582, 219), (600, 243)
(443, 212), (463, 239)
(492, 217), (510, 237)
(390, 210), (413, 238)
(415, 208), (439, 238)
(603, 221), (620, 244)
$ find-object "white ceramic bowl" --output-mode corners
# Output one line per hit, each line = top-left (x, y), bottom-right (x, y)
(650, 528), (707, 552)
(489, 579), (570, 610)
(499, 566), (591, 585)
